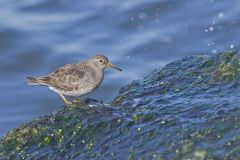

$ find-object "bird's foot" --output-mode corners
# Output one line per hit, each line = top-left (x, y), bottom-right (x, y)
(70, 97), (86, 106)
(73, 99), (81, 103)
(58, 93), (75, 106)
(65, 100), (73, 105)
(65, 101), (79, 108)
(73, 100), (86, 106)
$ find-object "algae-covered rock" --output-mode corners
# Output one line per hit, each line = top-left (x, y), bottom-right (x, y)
(1, 51), (240, 160)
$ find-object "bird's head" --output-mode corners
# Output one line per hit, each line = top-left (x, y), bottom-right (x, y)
(90, 54), (122, 71)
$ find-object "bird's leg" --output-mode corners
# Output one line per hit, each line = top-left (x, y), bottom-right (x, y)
(58, 93), (72, 105)
(70, 96), (81, 103)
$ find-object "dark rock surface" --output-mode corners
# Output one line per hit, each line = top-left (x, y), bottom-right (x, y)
(1, 51), (240, 160)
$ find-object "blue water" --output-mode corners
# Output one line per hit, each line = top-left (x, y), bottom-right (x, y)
(0, 0), (239, 136)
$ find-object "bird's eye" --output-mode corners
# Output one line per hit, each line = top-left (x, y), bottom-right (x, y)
(100, 60), (103, 63)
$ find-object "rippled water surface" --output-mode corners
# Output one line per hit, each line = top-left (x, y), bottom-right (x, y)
(0, 0), (240, 136)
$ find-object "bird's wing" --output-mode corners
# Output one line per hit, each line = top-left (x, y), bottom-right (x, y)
(37, 63), (86, 91)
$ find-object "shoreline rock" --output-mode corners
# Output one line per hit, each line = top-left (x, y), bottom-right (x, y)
(1, 51), (240, 160)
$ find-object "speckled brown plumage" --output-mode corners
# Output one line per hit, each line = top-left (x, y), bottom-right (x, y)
(26, 55), (122, 105)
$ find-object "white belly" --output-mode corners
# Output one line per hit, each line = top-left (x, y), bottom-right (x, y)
(49, 85), (95, 96)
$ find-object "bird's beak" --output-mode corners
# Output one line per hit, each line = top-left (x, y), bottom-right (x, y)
(107, 63), (122, 71)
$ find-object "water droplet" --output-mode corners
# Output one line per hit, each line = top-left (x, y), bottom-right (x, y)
(212, 49), (217, 53)
(209, 26), (214, 31)
(218, 12), (224, 18)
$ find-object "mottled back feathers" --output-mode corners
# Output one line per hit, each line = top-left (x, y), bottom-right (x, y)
(27, 61), (104, 96)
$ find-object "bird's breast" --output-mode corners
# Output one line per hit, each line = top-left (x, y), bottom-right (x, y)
(89, 69), (104, 88)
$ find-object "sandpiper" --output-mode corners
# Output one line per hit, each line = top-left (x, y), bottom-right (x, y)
(26, 55), (122, 105)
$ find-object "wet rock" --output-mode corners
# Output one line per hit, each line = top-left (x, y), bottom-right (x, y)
(1, 51), (240, 159)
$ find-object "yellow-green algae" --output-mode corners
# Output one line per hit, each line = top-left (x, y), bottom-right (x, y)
(133, 114), (139, 124)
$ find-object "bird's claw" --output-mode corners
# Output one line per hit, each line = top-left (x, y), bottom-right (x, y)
(73, 99), (81, 103)
(64, 101), (73, 105)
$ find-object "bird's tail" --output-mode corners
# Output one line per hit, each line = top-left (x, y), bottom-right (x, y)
(26, 77), (40, 85)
